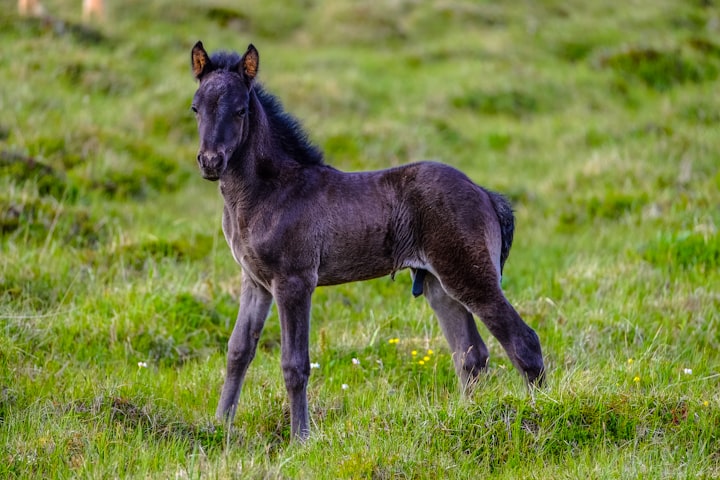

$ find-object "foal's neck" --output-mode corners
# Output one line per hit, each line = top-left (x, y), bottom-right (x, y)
(218, 92), (277, 207)
(219, 87), (326, 209)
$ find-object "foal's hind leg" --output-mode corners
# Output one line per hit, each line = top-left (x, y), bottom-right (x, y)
(466, 291), (544, 385)
(420, 272), (489, 390)
(216, 276), (273, 424)
(431, 266), (544, 384)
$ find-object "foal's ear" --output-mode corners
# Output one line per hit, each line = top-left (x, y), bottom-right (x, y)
(191, 41), (213, 80)
(239, 44), (259, 85)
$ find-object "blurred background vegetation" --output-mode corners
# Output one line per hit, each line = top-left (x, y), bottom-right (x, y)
(1, 0), (719, 478)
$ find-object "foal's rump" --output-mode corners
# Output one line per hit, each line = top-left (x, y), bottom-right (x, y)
(401, 161), (510, 283)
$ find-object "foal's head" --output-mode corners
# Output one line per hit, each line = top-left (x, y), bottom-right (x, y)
(190, 41), (259, 181)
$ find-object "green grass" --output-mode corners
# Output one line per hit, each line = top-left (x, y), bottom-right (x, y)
(1, 0), (719, 477)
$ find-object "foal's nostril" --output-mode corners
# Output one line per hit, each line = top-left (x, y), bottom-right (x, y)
(197, 151), (226, 180)
(198, 152), (222, 167)
(209, 154), (224, 169)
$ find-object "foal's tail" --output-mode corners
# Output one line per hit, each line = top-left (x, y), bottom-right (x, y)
(487, 190), (515, 273)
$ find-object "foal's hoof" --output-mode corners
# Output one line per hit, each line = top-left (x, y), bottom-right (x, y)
(291, 429), (311, 443)
(526, 367), (546, 388)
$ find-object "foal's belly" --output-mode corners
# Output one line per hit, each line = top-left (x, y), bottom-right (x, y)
(315, 231), (399, 286)
(316, 257), (396, 286)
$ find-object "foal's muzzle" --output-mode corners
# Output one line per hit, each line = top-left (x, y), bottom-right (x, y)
(197, 151), (226, 181)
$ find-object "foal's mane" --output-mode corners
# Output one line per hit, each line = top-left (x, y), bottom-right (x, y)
(210, 51), (325, 167)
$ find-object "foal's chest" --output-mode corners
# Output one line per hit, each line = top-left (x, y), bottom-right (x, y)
(221, 207), (243, 265)
(222, 206), (259, 274)
(220, 204), (280, 288)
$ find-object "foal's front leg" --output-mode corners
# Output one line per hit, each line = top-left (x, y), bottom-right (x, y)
(216, 276), (273, 424)
(272, 275), (314, 441)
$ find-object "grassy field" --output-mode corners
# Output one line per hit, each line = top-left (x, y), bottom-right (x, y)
(1, 0), (719, 477)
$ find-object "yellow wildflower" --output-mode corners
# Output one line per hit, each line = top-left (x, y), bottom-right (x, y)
(411, 350), (417, 356)
(633, 376), (640, 383)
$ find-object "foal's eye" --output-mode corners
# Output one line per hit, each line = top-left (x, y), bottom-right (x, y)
(190, 106), (198, 114)
(235, 107), (247, 118)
